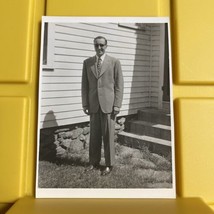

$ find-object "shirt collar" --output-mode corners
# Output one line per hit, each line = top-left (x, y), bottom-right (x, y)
(96, 54), (106, 62)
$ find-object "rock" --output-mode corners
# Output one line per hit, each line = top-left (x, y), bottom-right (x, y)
(70, 139), (84, 152)
(54, 134), (58, 141)
(65, 131), (73, 139)
(114, 130), (120, 135)
(85, 134), (90, 144)
(61, 139), (72, 149)
(84, 134), (90, 149)
(115, 123), (121, 130)
(72, 128), (83, 139)
(83, 127), (90, 135)
(56, 146), (66, 156)
(58, 132), (67, 139)
(115, 124), (124, 135)
(58, 137), (63, 144)
(79, 134), (86, 141)
(114, 134), (118, 142)
(55, 128), (70, 134)
(120, 124), (125, 131)
(118, 117), (126, 125)
(54, 140), (60, 147)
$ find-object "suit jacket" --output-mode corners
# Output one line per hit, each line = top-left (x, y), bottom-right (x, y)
(81, 54), (124, 114)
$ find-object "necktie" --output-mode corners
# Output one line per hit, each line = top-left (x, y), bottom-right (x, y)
(97, 57), (102, 76)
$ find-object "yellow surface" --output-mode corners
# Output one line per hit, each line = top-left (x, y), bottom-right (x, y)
(0, 0), (45, 204)
(0, 0), (214, 212)
(5, 197), (214, 214)
(0, 0), (31, 82)
(0, 98), (28, 201)
(175, 99), (214, 203)
(46, 0), (169, 16)
(171, 0), (214, 84)
(0, 204), (12, 214)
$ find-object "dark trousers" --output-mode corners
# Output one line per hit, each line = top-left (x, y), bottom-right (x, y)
(89, 108), (115, 167)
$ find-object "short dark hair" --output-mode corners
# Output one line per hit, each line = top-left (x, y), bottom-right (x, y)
(94, 36), (108, 45)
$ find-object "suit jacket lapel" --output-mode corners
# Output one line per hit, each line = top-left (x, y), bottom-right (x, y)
(90, 56), (98, 79)
(99, 55), (110, 77)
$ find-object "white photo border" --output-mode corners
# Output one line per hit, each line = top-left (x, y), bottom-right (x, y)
(36, 16), (176, 198)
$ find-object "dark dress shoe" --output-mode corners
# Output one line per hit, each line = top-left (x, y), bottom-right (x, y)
(101, 166), (112, 176)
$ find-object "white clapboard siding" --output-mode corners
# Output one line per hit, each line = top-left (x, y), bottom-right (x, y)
(121, 101), (150, 111)
(42, 90), (81, 98)
(55, 56), (150, 69)
(41, 82), (150, 92)
(53, 62), (151, 72)
(42, 76), (150, 84)
(40, 97), (150, 122)
(42, 69), (82, 77)
(41, 91), (149, 114)
(55, 48), (150, 61)
(124, 87), (149, 94)
(86, 23), (151, 36)
(55, 33), (151, 50)
(55, 42), (151, 58)
(40, 101), (150, 128)
(55, 42), (151, 55)
(60, 23), (150, 39)
(41, 91), (149, 102)
(41, 104), (82, 114)
(40, 97), (150, 115)
(41, 115), (89, 129)
(42, 83), (81, 91)
(54, 55), (151, 67)
(40, 22), (163, 128)
(54, 49), (151, 61)
(55, 24), (150, 43)
(41, 109), (84, 120)
(42, 76), (81, 83)
(149, 24), (161, 108)
(41, 95), (149, 107)
(42, 69), (151, 77)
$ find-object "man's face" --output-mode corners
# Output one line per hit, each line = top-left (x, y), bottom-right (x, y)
(94, 38), (107, 57)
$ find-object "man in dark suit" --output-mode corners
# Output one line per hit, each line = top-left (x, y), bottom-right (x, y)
(81, 36), (124, 175)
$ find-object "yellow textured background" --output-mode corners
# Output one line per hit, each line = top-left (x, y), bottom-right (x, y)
(0, 0), (214, 212)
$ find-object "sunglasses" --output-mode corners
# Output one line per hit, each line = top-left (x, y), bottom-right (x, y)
(94, 44), (106, 48)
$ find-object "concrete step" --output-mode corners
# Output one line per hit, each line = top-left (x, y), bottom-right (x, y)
(118, 131), (171, 156)
(129, 120), (171, 140)
(138, 108), (171, 126)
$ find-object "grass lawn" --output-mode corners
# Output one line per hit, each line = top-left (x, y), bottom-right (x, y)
(38, 143), (173, 189)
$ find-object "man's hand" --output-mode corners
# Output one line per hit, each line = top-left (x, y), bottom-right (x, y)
(113, 106), (120, 115)
(83, 107), (89, 115)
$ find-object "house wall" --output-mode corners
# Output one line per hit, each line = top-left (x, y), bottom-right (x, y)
(150, 24), (165, 109)
(40, 22), (163, 128)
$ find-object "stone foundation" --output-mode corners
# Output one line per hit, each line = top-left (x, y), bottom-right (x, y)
(39, 114), (140, 163)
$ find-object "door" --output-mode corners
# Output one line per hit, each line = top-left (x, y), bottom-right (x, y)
(162, 23), (170, 102)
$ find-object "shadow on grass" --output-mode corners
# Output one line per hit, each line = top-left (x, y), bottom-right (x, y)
(39, 129), (56, 163)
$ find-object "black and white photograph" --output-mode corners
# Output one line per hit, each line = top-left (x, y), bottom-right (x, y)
(36, 17), (176, 198)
